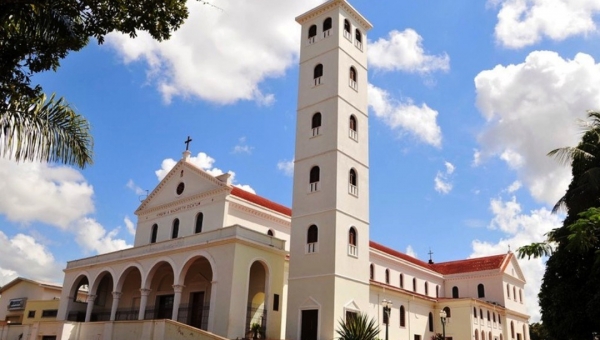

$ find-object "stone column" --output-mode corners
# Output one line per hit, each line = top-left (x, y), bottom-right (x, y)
(109, 292), (122, 321)
(138, 289), (152, 320)
(171, 285), (185, 321)
(84, 295), (97, 322)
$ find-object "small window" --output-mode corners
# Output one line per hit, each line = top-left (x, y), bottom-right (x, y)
(490, 331), (493, 340)
(385, 269), (390, 284)
(349, 115), (358, 140)
(28, 311), (36, 318)
(487, 310), (490, 321)
(308, 24), (317, 43)
(519, 289), (523, 303)
(482, 330), (486, 340)
(493, 312), (496, 323)
(475, 331), (479, 340)
(355, 29), (362, 43)
(314, 64), (323, 86)
(349, 169), (358, 196)
(268, 229), (274, 237)
(436, 285), (439, 298)
(312, 112), (322, 136)
(473, 307), (477, 318)
(323, 17), (332, 36)
(399, 274), (404, 288)
(513, 286), (517, 301)
(343, 19), (351, 40)
(382, 306), (389, 325)
(349, 67), (357, 90)
(309, 166), (320, 192)
(348, 227), (357, 256)
(480, 308), (483, 319)
(42, 310), (58, 318)
(171, 218), (179, 239)
(452, 286), (459, 298)
(428, 312), (433, 332)
(507, 284), (511, 298)
(150, 224), (158, 243)
(194, 213), (203, 233)
(478, 283), (485, 298)
(307, 224), (318, 253)
(424, 282), (429, 296)
(443, 306), (451, 318)
(511, 321), (515, 338)
(412, 278), (416, 292)
(370, 264), (374, 280)
(400, 305), (406, 327)
(273, 294), (280, 311)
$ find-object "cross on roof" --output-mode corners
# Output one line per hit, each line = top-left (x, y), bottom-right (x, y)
(428, 249), (434, 261)
(184, 136), (193, 151)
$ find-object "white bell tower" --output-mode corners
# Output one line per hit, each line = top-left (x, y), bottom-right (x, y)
(286, 1), (372, 339)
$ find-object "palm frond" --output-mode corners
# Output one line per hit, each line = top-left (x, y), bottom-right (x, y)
(516, 242), (553, 259)
(336, 313), (380, 340)
(547, 146), (595, 166)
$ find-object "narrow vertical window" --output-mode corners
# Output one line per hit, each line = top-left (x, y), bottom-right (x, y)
(482, 330), (486, 340)
(349, 67), (357, 90)
(513, 286), (517, 301)
(313, 64), (323, 86)
(268, 229), (274, 236)
(399, 274), (404, 288)
(308, 24), (317, 44)
(307, 225), (318, 253)
(399, 305), (406, 327)
(309, 166), (320, 192)
(424, 282), (428, 296)
(349, 115), (358, 140)
(473, 307), (477, 318)
(343, 19), (351, 40)
(348, 227), (357, 256)
(487, 310), (490, 322)
(452, 286), (459, 298)
(428, 312), (433, 332)
(355, 29), (363, 50)
(478, 283), (485, 298)
(507, 284), (511, 298)
(369, 264), (374, 280)
(150, 224), (158, 243)
(519, 289), (523, 303)
(475, 331), (479, 340)
(385, 269), (390, 284)
(323, 17), (332, 37)
(311, 112), (322, 136)
(443, 307), (451, 317)
(349, 168), (358, 196)
(273, 294), (280, 311)
(436, 285), (439, 298)
(171, 218), (179, 239)
(480, 308), (483, 319)
(195, 213), (203, 233)
(511, 321), (515, 338)
(412, 278), (416, 292)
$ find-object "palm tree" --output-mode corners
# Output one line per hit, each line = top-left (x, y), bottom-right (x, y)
(336, 313), (380, 340)
(0, 93), (93, 168)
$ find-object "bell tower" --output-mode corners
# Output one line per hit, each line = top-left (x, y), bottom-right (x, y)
(286, 1), (372, 339)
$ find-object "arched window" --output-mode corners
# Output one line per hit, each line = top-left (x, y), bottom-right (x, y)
(475, 331), (479, 340)
(307, 224), (318, 253)
(511, 321), (515, 338)
(513, 286), (516, 301)
(348, 227), (357, 256)
(489, 331), (493, 340)
(424, 282), (429, 295)
(487, 310), (490, 321)
(323, 17), (332, 36)
(481, 330), (485, 340)
(195, 213), (203, 233)
(267, 229), (274, 236)
(499, 315), (502, 325)
(349, 115), (358, 140)
(349, 169), (358, 195)
(399, 274), (404, 288)
(171, 218), (179, 239)
(480, 308), (483, 319)
(473, 307), (477, 318)
(369, 264), (374, 280)
(312, 112), (322, 136)
(385, 269), (390, 284)
(519, 289), (523, 303)
(150, 224), (158, 243)
(308, 24), (317, 43)
(343, 19), (351, 40)
(309, 166), (320, 192)
(493, 312), (496, 323)
(452, 286), (459, 298)
(507, 283), (511, 298)
(436, 285), (439, 298)
(478, 283), (485, 298)
(314, 64), (323, 85)
(500, 335), (504, 340)
(349, 67), (357, 89)
(428, 312), (433, 332)
(355, 29), (363, 49)
(399, 305), (406, 327)
(443, 306), (451, 318)
(412, 278), (416, 292)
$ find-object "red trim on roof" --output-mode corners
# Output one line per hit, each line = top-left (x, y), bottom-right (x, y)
(370, 241), (508, 275)
(230, 187), (292, 216)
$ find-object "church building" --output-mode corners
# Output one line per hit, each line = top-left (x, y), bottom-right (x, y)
(52, 1), (530, 340)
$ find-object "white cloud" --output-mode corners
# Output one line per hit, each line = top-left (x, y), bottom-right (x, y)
(124, 216), (136, 236)
(434, 161), (455, 194)
(470, 196), (562, 322)
(233, 137), (254, 154)
(0, 158), (94, 229)
(277, 159), (295, 177)
(105, 0), (323, 105)
(74, 218), (132, 255)
(474, 51), (600, 205)
(472, 149), (482, 167)
(368, 84), (442, 147)
(156, 151), (255, 193)
(368, 29), (450, 73)
(406, 245), (418, 258)
(444, 162), (455, 174)
(493, 0), (600, 49)
(0, 232), (64, 285)
(507, 180), (522, 193)
(126, 179), (147, 196)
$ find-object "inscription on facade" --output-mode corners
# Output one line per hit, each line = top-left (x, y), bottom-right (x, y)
(156, 201), (202, 217)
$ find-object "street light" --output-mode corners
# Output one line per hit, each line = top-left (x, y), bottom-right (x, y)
(439, 309), (447, 340)
(382, 299), (392, 340)
(592, 331), (598, 340)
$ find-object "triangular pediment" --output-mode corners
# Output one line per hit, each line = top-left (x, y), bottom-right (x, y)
(135, 158), (230, 214)
(502, 253), (526, 282)
(300, 296), (321, 309)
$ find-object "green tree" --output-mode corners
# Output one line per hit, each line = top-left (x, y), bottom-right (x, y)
(0, 0), (197, 167)
(518, 111), (600, 340)
(528, 322), (549, 340)
(336, 313), (380, 340)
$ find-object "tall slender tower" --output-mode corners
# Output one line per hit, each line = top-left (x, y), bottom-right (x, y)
(286, 1), (372, 339)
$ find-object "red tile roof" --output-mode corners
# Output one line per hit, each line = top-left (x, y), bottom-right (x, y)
(230, 187), (292, 216)
(371, 240), (509, 275)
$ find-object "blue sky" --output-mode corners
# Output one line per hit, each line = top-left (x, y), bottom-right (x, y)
(2, 0), (600, 322)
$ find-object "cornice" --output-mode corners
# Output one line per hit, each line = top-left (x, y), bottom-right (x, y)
(229, 201), (292, 226)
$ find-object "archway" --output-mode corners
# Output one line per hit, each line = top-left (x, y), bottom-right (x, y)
(246, 261), (268, 338)
(115, 266), (142, 320)
(146, 261), (175, 319)
(89, 272), (114, 321)
(66, 275), (89, 322)
(180, 256), (214, 329)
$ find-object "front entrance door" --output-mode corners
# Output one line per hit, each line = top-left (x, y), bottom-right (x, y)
(301, 309), (318, 340)
(189, 291), (205, 329)
(156, 294), (174, 319)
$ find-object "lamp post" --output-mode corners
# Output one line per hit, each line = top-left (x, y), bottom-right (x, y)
(382, 299), (392, 340)
(439, 309), (447, 340)
(592, 331), (598, 340)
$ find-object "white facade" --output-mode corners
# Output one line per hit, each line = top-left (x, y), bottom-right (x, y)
(25, 1), (531, 340)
